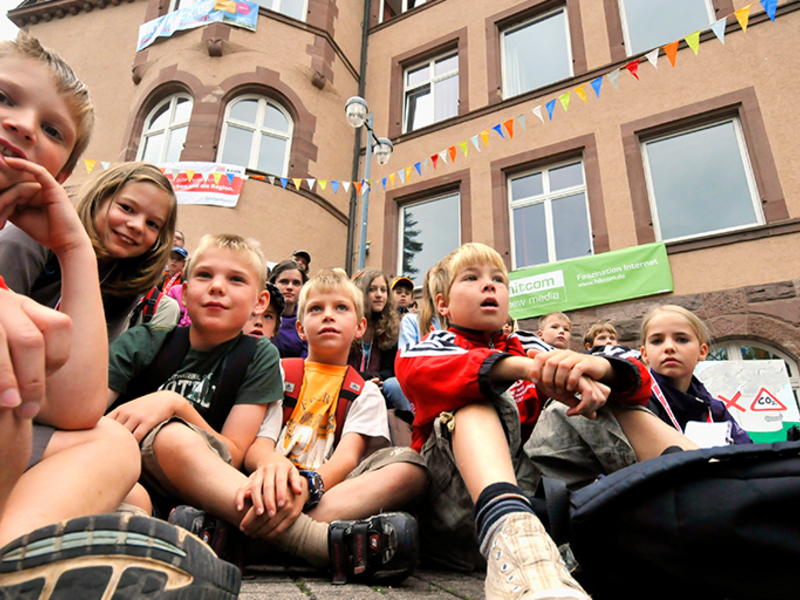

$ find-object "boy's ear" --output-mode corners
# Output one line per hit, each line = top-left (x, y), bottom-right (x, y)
(435, 293), (449, 318)
(55, 168), (72, 185)
(180, 282), (188, 308)
(253, 290), (269, 315)
(585, 342), (592, 350)
(296, 317), (307, 341)
(354, 316), (368, 340)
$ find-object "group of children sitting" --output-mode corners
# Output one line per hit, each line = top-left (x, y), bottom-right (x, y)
(0, 31), (755, 600)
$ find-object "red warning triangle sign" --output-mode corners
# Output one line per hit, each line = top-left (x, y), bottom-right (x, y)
(750, 387), (787, 411)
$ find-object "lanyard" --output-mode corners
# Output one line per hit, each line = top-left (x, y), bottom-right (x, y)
(649, 369), (713, 434)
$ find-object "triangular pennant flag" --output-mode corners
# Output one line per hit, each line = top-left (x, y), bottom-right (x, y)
(226, 173), (234, 185)
(460, 141), (469, 157)
(516, 114), (526, 131)
(171, 169), (180, 178)
(101, 161), (110, 170)
(471, 135), (481, 151)
(331, 181), (339, 193)
(439, 150), (448, 163)
(382, 177), (387, 190)
(492, 124), (505, 139)
(448, 146), (457, 162)
(710, 18), (726, 43)
(363, 180), (371, 194)
(559, 92), (571, 112)
(185, 170), (195, 181)
(268, 175), (275, 185)
(159, 167), (166, 173)
(532, 105), (544, 123)
(292, 178), (302, 190)
(389, 173), (396, 187)
(625, 60), (639, 80)
(342, 181), (351, 192)
(430, 154), (438, 169)
(607, 68), (620, 88)
(735, 5), (751, 32)
(306, 178), (316, 191)
(405, 166), (413, 181)
(503, 119), (515, 139)
(545, 99), (556, 120)
(591, 76), (603, 98)
(685, 31), (700, 55)
(645, 48), (659, 69)
(422, 157), (429, 172)
(481, 130), (490, 146)
(414, 162), (422, 176)
(354, 181), (362, 194)
(212, 172), (223, 184)
(280, 178), (289, 189)
(319, 180), (327, 190)
(575, 85), (587, 103)
(398, 170), (406, 184)
(663, 41), (679, 67)
(250, 175), (264, 180)
(84, 159), (96, 173)
(761, 0), (777, 21)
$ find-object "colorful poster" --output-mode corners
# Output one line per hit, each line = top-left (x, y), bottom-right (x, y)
(509, 242), (673, 320)
(161, 162), (246, 208)
(695, 360), (800, 443)
(137, 0), (258, 52)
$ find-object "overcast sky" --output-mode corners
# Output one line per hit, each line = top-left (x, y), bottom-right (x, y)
(1, 0), (20, 41)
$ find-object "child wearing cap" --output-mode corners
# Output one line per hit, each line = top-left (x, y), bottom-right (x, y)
(392, 276), (414, 315)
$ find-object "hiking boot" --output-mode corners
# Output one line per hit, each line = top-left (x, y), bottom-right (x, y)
(484, 512), (589, 600)
(167, 505), (244, 571)
(0, 513), (240, 599)
(328, 512), (418, 585)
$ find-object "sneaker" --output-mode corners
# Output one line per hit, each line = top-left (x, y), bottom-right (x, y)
(328, 512), (418, 585)
(167, 505), (244, 571)
(0, 512), (240, 599)
(484, 512), (589, 600)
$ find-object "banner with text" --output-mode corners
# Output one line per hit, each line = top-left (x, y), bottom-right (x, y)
(509, 242), (673, 320)
(161, 162), (246, 208)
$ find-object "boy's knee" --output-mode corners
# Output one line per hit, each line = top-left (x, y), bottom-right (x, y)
(150, 421), (201, 458)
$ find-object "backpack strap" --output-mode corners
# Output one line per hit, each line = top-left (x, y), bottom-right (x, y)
(129, 286), (164, 328)
(335, 366), (364, 445)
(205, 334), (259, 432)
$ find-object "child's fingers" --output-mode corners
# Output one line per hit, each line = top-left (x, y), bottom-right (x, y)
(20, 296), (72, 376)
(0, 182), (43, 224)
(234, 484), (250, 512)
(566, 378), (609, 418)
(287, 465), (304, 495)
(0, 296), (49, 415)
(249, 469), (269, 516)
(2, 157), (60, 193)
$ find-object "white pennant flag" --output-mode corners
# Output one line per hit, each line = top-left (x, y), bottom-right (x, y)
(342, 181), (351, 193)
(607, 68), (620, 89)
(268, 176), (275, 185)
(306, 178), (315, 191)
(439, 150), (448, 163)
(645, 48), (659, 69)
(532, 105), (544, 123)
(710, 18), (726, 44)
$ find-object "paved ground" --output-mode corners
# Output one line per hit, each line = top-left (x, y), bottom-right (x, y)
(239, 565), (486, 600)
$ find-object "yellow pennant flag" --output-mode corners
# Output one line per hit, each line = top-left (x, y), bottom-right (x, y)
(292, 178), (302, 190)
(481, 130), (490, 147)
(685, 31), (701, 55)
(405, 166), (413, 181)
(319, 180), (328, 190)
(460, 141), (469, 157)
(575, 85), (587, 103)
(559, 92), (571, 112)
(84, 159), (96, 174)
(735, 4), (751, 32)
(185, 170), (195, 181)
(389, 173), (396, 187)
(212, 172), (223, 184)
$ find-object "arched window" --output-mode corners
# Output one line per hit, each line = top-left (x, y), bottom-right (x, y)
(707, 339), (800, 401)
(138, 94), (193, 164)
(217, 96), (293, 176)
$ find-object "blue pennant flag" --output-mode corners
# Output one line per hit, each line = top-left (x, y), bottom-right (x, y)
(760, 0), (777, 20)
(414, 162), (422, 176)
(280, 178), (288, 189)
(545, 99), (557, 120)
(382, 177), (387, 190)
(492, 124), (505, 138)
(331, 181), (339, 194)
(226, 173), (234, 185)
(591, 76), (603, 98)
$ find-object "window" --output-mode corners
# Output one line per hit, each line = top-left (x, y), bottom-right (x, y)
(642, 118), (762, 242)
(708, 340), (800, 402)
(404, 53), (458, 133)
(169, 0), (200, 12)
(619, 0), (713, 56)
(399, 192), (460, 287)
(509, 161), (592, 268)
(254, 0), (307, 21)
(379, 0), (425, 23)
(218, 96), (293, 176)
(501, 7), (572, 99)
(138, 95), (193, 164)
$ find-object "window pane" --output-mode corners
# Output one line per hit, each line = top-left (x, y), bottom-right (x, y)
(621, 0), (711, 55)
(503, 10), (571, 97)
(257, 134), (288, 175)
(401, 194), (460, 286)
(646, 121), (759, 241)
(707, 347), (729, 361)
(433, 75), (459, 122)
(511, 172), (544, 201)
(407, 64), (430, 88)
(220, 125), (254, 168)
(741, 346), (780, 361)
(434, 54), (458, 76)
(263, 103), (289, 133)
(148, 103), (170, 131)
(229, 99), (258, 124)
(164, 125), (187, 163)
(513, 203), (548, 267)
(407, 0), (424, 8)
(549, 162), (583, 191)
(141, 132), (165, 163)
(278, 0), (305, 20)
(173, 97), (192, 124)
(405, 84), (433, 131)
(552, 192), (592, 261)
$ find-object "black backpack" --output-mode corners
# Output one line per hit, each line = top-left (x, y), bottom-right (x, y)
(128, 286), (166, 328)
(109, 326), (258, 432)
(534, 441), (800, 600)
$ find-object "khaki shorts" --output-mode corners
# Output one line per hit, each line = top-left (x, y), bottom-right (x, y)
(346, 446), (427, 480)
(140, 417), (232, 504)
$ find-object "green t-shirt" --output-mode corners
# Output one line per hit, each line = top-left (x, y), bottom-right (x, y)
(108, 325), (282, 420)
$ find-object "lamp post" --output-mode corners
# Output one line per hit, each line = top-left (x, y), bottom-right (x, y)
(345, 96), (393, 272)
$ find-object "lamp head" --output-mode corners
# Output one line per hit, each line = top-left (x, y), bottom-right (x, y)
(374, 137), (393, 166)
(345, 96), (369, 128)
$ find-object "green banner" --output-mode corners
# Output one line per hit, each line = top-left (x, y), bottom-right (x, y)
(509, 243), (673, 320)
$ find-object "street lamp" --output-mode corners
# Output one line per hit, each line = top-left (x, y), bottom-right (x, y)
(345, 96), (393, 271)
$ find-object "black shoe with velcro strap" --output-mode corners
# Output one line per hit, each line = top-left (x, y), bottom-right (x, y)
(328, 512), (418, 585)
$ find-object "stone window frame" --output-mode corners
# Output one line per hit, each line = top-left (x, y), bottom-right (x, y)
(622, 87), (787, 247)
(485, 0), (586, 107)
(136, 93), (194, 164)
(402, 51), (460, 135)
(491, 134), (608, 271)
(388, 28), (469, 141)
(382, 169), (472, 276)
(603, 0), (734, 62)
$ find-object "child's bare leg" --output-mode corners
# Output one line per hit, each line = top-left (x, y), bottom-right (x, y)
(0, 410), (31, 526)
(0, 417), (140, 546)
(613, 407), (700, 461)
(120, 482), (153, 514)
(310, 462), (427, 523)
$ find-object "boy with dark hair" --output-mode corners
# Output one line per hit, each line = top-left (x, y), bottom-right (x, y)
(396, 243), (652, 599)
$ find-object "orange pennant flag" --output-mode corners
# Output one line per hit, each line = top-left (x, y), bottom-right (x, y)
(663, 41), (679, 67)
(250, 175), (265, 180)
(481, 130), (490, 147)
(292, 178), (302, 190)
(503, 119), (515, 139)
(448, 146), (457, 162)
(354, 181), (362, 194)
(575, 85), (587, 103)
(735, 5), (751, 32)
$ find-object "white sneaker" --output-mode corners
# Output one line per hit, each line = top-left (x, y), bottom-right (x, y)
(484, 512), (590, 600)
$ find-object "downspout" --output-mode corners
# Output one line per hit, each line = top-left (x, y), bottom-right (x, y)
(346, 0), (372, 276)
